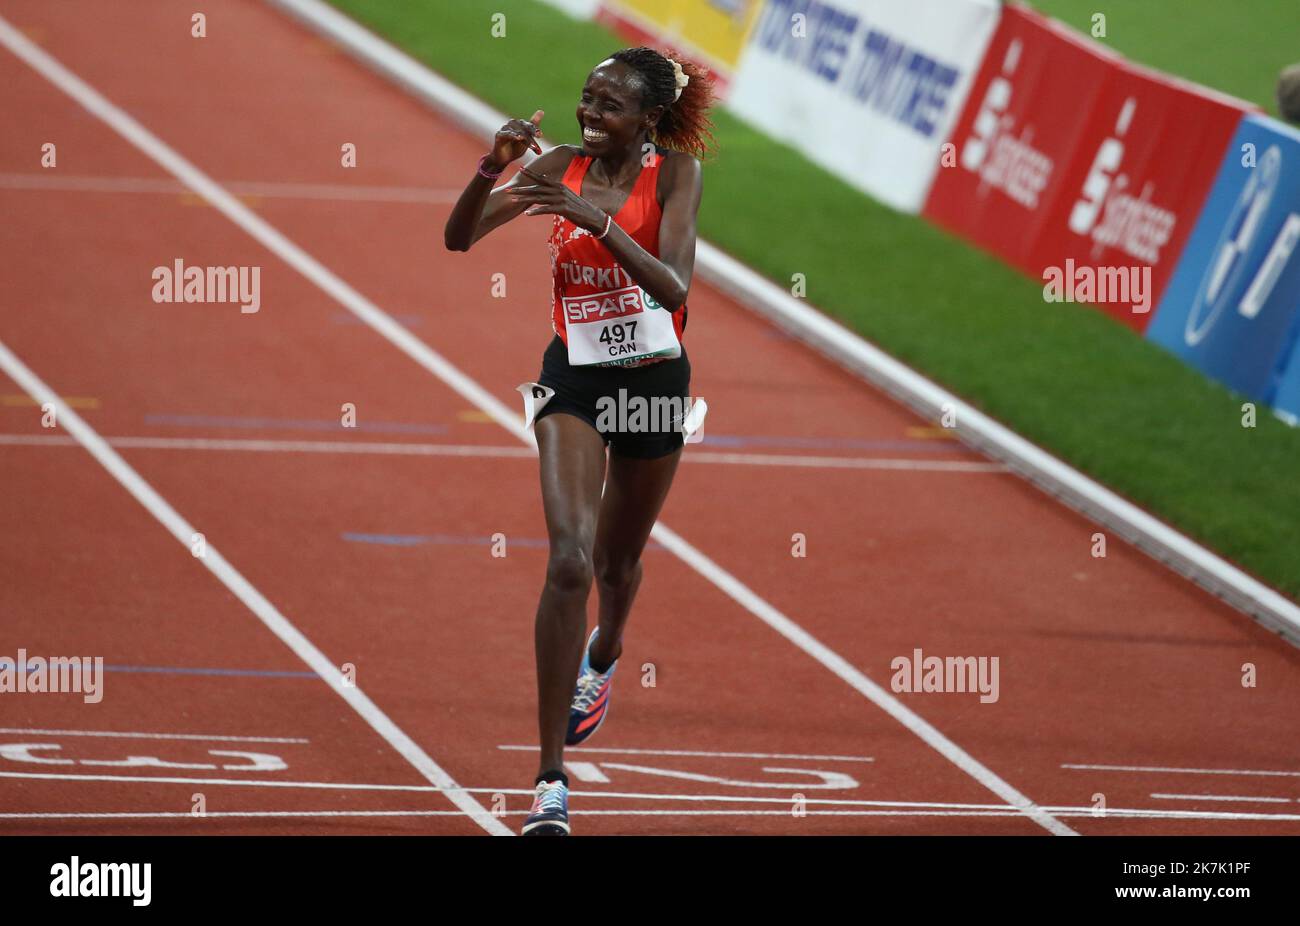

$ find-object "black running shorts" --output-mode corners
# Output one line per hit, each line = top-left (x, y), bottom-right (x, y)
(534, 335), (692, 460)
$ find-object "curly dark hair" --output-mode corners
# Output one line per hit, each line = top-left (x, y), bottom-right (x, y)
(607, 46), (718, 161)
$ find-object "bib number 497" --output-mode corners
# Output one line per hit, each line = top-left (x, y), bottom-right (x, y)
(599, 321), (637, 346)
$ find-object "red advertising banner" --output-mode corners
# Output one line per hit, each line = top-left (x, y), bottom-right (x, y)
(925, 5), (1250, 331)
(925, 6), (1118, 271)
(1040, 65), (1249, 330)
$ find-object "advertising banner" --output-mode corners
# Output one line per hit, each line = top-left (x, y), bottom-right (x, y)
(1147, 115), (1300, 407)
(1034, 63), (1249, 330)
(726, 0), (1001, 212)
(596, 0), (764, 92)
(923, 6), (1120, 272)
(926, 5), (1250, 331)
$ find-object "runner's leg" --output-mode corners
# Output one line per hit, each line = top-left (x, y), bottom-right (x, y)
(589, 446), (684, 671)
(533, 412), (607, 777)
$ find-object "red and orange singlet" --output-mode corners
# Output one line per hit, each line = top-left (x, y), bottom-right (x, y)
(547, 149), (688, 367)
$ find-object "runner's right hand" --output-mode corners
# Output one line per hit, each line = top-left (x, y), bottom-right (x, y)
(489, 110), (544, 169)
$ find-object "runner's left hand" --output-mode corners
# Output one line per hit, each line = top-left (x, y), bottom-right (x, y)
(507, 166), (607, 233)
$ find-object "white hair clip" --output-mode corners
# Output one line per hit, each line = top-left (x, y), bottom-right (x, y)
(667, 57), (689, 102)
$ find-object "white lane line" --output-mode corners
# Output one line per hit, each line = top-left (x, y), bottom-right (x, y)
(0, 771), (981, 807)
(1150, 793), (1292, 804)
(0, 346), (506, 836)
(1047, 808), (1300, 822)
(8, 769), (1300, 821)
(0, 771), (977, 807)
(498, 745), (874, 763)
(0, 433), (1002, 472)
(0, 770), (442, 792)
(0, 171), (460, 203)
(599, 762), (858, 790)
(563, 762), (610, 784)
(0, 769), (1008, 806)
(0, 727), (308, 744)
(0, 14), (1070, 837)
(1064, 763), (1300, 778)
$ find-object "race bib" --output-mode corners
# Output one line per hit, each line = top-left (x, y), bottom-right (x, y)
(561, 285), (681, 366)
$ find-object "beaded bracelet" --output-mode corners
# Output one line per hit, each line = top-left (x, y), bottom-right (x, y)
(593, 213), (613, 240)
(477, 155), (504, 179)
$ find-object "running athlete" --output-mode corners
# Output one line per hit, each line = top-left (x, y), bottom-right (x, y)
(444, 47), (716, 835)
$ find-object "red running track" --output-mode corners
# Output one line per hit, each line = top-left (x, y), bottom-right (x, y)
(0, 0), (1297, 836)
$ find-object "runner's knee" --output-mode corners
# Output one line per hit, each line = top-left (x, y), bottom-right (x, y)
(595, 554), (640, 591)
(546, 543), (593, 595)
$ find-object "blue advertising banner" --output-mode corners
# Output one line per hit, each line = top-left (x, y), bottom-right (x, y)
(1272, 334), (1300, 423)
(1146, 114), (1300, 409)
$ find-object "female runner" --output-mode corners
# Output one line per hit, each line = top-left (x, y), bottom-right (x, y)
(444, 46), (716, 835)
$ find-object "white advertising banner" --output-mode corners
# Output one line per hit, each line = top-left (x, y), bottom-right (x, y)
(728, 0), (1000, 212)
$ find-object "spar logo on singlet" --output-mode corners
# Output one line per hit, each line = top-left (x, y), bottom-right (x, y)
(562, 284), (648, 324)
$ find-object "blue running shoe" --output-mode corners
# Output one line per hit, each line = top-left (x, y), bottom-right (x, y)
(566, 628), (617, 746)
(521, 779), (569, 835)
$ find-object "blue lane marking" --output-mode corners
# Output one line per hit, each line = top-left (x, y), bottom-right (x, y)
(144, 414), (955, 452)
(144, 414), (447, 435)
(342, 532), (665, 551)
(101, 664), (318, 679)
(342, 532), (548, 548)
(698, 433), (964, 452)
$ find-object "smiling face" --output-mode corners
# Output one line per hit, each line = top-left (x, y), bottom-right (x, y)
(577, 59), (662, 155)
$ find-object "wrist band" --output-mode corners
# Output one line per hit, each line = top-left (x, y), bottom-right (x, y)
(477, 155), (504, 179)
(593, 213), (613, 240)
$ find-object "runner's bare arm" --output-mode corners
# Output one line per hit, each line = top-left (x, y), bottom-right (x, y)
(508, 152), (703, 311)
(444, 112), (573, 251)
(644, 153), (703, 309)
